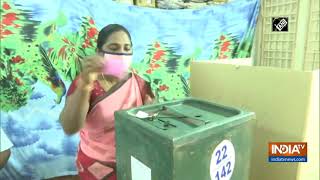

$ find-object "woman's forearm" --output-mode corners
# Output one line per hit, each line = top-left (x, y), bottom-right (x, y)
(60, 79), (92, 135)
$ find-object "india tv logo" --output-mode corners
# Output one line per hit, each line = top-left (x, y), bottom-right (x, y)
(268, 142), (307, 162)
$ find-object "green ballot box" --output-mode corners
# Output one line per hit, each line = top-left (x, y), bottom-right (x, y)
(115, 98), (255, 180)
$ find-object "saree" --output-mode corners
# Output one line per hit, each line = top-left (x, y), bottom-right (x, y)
(76, 73), (147, 180)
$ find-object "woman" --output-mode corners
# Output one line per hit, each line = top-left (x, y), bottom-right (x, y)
(60, 24), (154, 180)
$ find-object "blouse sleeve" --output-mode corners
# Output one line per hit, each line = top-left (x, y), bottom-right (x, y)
(136, 75), (154, 100)
(66, 76), (80, 97)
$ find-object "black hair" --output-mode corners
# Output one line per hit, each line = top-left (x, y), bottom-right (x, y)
(96, 24), (132, 51)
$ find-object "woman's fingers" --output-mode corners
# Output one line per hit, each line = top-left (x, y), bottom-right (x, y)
(87, 66), (103, 74)
(80, 55), (105, 84)
(88, 55), (104, 63)
(83, 56), (104, 73)
(83, 60), (103, 69)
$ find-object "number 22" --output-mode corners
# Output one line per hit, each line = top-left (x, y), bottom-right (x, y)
(216, 145), (228, 165)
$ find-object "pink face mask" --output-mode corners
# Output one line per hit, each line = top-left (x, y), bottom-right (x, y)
(102, 53), (132, 79)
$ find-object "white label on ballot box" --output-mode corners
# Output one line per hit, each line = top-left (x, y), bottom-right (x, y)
(210, 140), (235, 180)
(131, 156), (151, 180)
(135, 111), (150, 119)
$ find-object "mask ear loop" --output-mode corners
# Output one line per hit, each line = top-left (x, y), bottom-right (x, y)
(100, 72), (107, 88)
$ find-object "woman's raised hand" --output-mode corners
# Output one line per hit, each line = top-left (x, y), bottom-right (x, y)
(80, 55), (105, 86)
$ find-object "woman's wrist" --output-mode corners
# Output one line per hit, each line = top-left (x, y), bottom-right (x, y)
(78, 77), (93, 93)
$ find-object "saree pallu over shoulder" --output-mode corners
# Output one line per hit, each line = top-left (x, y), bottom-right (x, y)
(79, 73), (144, 163)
